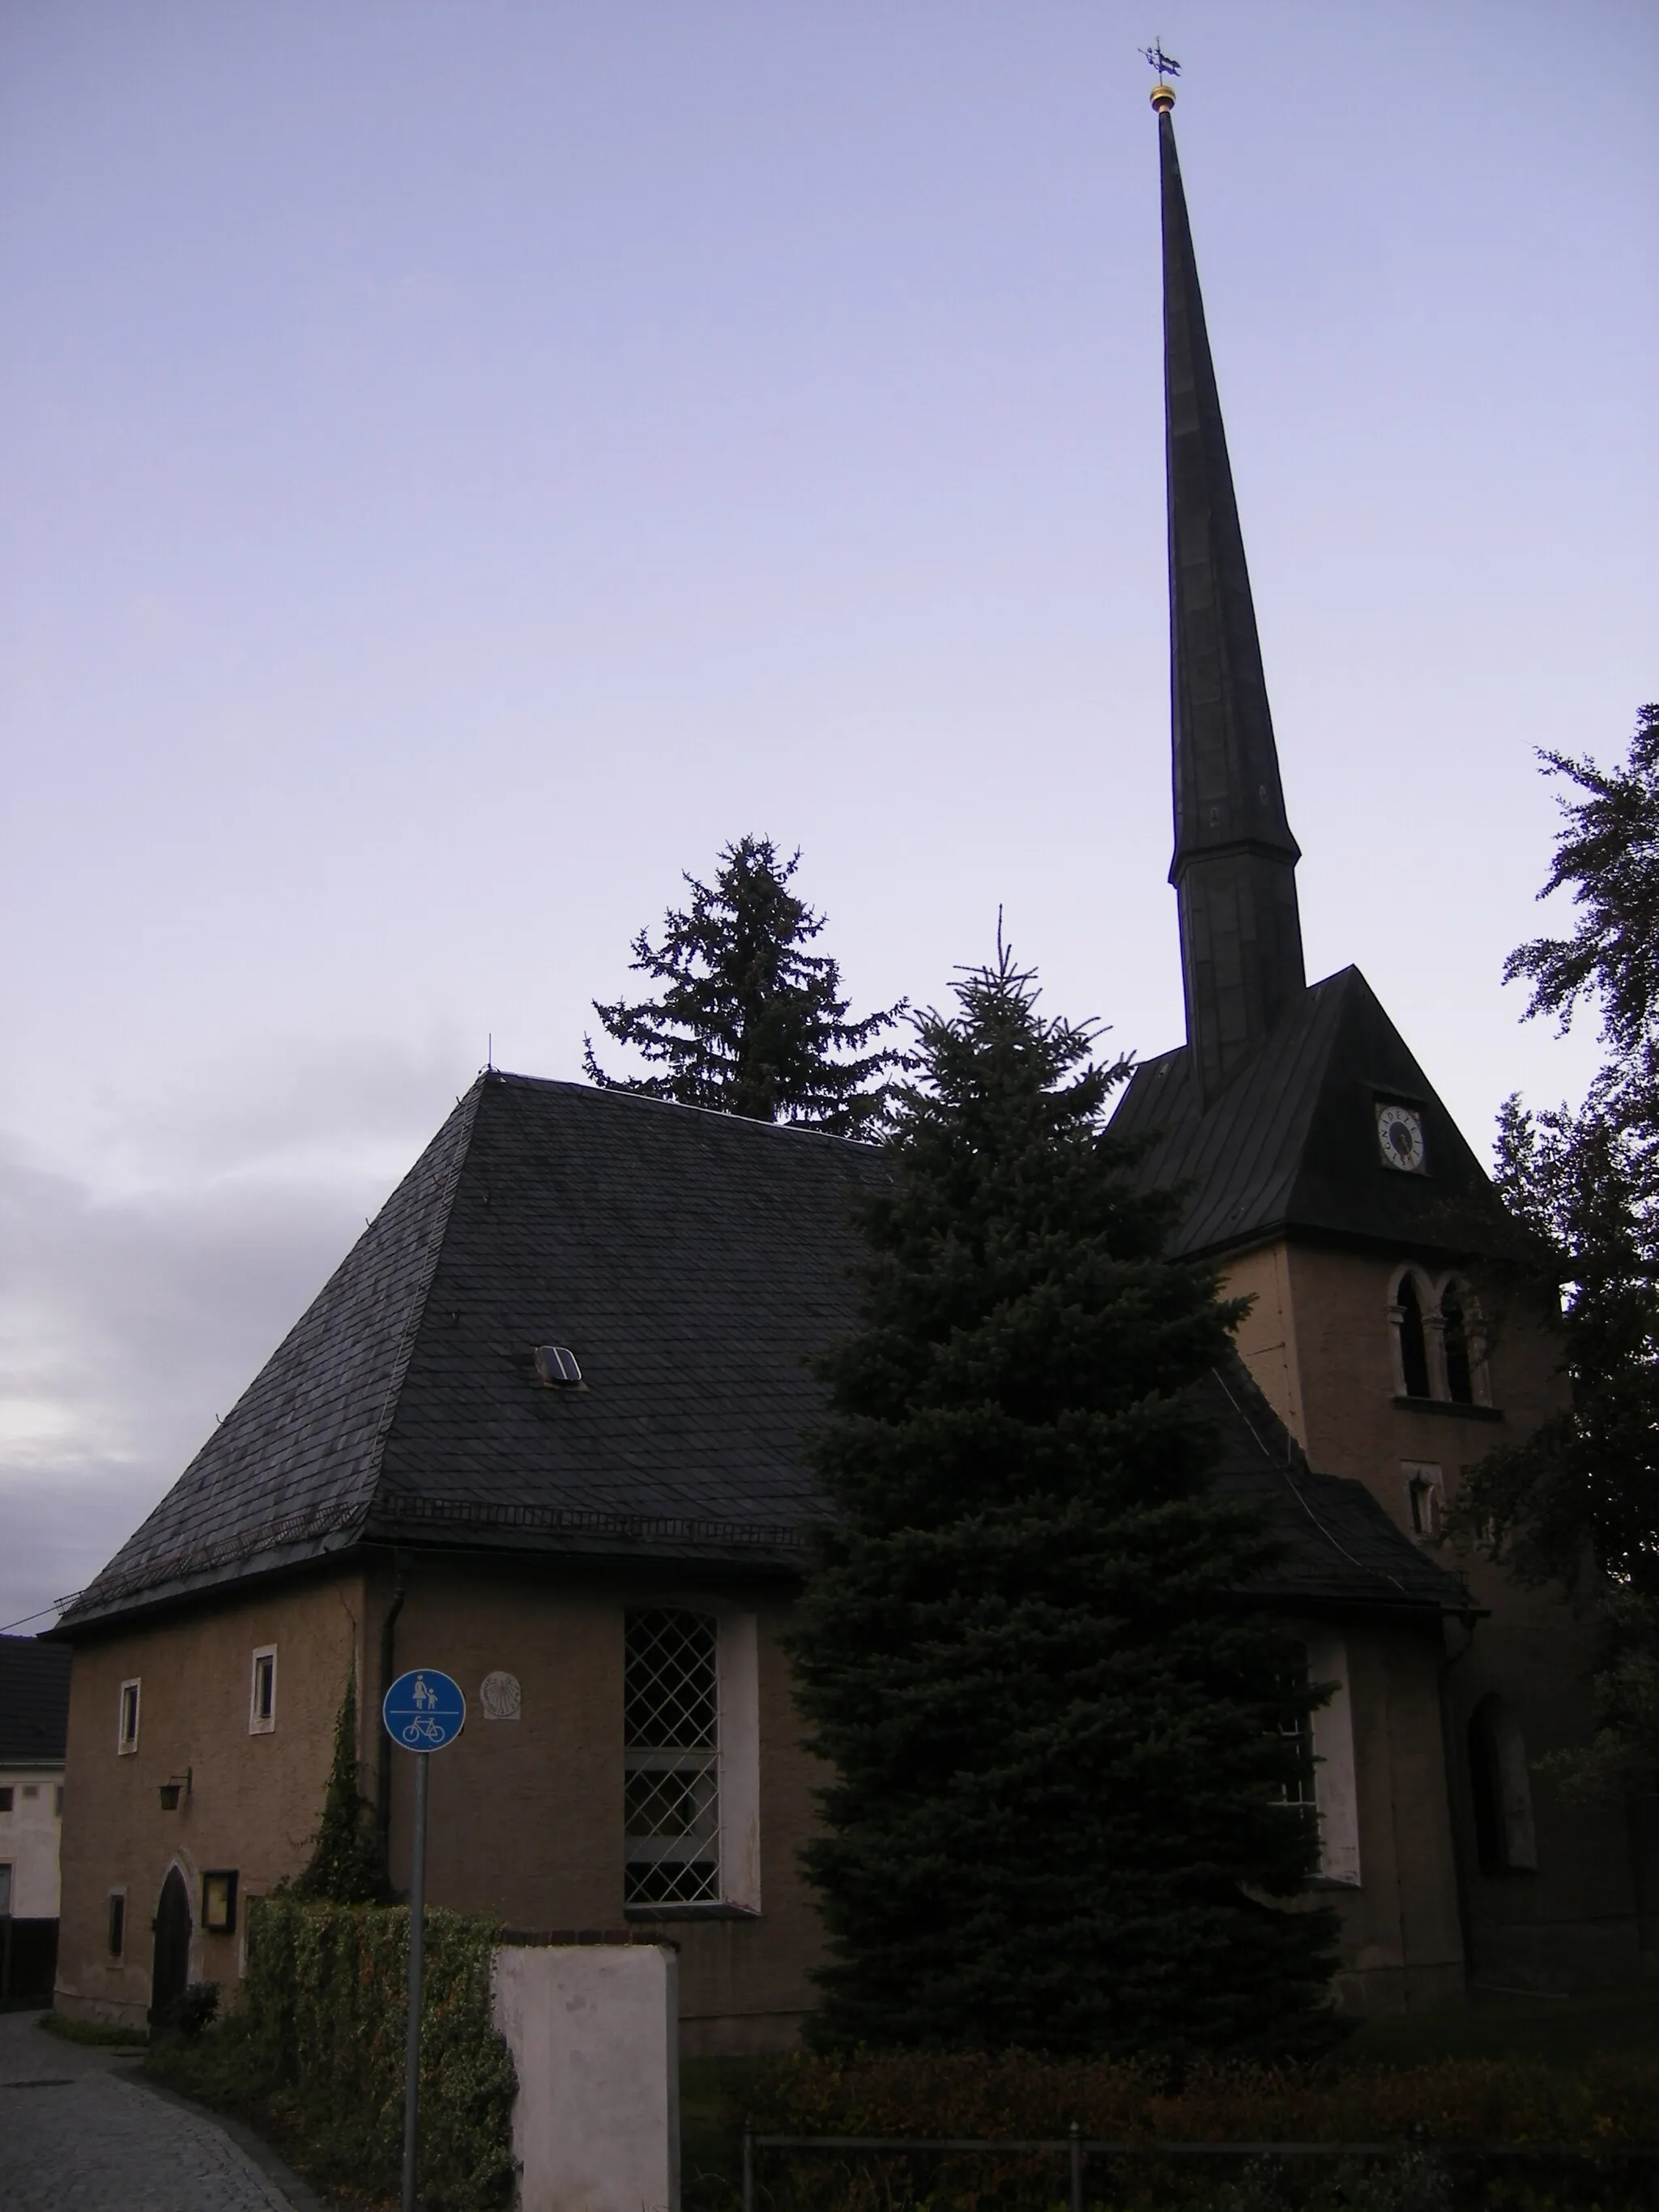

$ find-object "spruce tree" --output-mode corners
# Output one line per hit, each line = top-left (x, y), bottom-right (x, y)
(789, 944), (1340, 2057)
(584, 835), (904, 1136)
(1448, 705), (1659, 1793)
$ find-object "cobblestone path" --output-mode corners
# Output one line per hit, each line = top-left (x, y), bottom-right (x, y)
(0, 2010), (297, 2210)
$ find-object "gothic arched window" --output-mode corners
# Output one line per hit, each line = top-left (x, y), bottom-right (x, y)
(1436, 1274), (1489, 1407)
(1391, 1270), (1431, 1399)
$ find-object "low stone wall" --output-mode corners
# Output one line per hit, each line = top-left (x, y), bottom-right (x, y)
(493, 1939), (679, 2212)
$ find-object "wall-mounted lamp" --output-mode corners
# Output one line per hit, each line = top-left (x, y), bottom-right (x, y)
(158, 1768), (192, 1812)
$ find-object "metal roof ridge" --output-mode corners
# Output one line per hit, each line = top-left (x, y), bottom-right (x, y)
(478, 1068), (883, 1149)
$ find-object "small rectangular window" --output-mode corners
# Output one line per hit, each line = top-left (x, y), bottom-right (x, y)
(249, 1647), (277, 1734)
(0, 1864), (12, 1915)
(202, 1869), (239, 1933)
(107, 1890), (126, 1957)
(0, 1788), (12, 1813)
(117, 1679), (141, 1754)
(1402, 1460), (1444, 1537)
(54, 1786), (64, 1818)
(22, 1784), (38, 1800)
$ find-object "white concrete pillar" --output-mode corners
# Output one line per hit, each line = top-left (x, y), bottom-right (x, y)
(492, 1941), (679, 2212)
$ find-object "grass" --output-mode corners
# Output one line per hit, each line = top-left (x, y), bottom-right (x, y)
(37, 2010), (149, 2048)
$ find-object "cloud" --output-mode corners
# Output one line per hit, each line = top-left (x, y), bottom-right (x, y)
(0, 1039), (467, 1631)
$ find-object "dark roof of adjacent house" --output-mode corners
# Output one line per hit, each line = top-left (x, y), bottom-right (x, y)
(0, 1635), (72, 1766)
(58, 1072), (1469, 1632)
(1111, 964), (1525, 1264)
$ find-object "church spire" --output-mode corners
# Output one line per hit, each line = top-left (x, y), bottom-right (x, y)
(1154, 82), (1305, 1102)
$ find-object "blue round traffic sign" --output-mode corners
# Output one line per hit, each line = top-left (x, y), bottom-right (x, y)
(382, 1668), (466, 1752)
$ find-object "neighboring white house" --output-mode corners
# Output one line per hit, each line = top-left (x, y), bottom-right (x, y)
(1, 1634), (72, 2001)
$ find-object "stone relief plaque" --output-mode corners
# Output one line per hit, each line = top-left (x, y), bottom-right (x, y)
(480, 1670), (522, 1720)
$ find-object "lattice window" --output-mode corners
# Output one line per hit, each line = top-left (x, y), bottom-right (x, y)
(1277, 1704), (1318, 1852)
(625, 1610), (720, 1907)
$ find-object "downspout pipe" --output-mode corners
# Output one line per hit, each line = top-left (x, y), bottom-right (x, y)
(377, 1552), (411, 1875)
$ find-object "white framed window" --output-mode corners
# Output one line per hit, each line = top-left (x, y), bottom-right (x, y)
(117, 1679), (141, 1755)
(1469, 1694), (1537, 1873)
(623, 1607), (759, 1913)
(1401, 1460), (1444, 1536)
(1306, 1632), (1361, 1886)
(249, 1647), (277, 1734)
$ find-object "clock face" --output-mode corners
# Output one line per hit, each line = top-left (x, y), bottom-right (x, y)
(1376, 1102), (1427, 1174)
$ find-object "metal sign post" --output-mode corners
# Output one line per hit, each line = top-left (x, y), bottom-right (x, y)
(382, 1668), (466, 2212)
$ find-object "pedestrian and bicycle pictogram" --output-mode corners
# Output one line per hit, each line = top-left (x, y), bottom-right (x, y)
(382, 1667), (466, 1751)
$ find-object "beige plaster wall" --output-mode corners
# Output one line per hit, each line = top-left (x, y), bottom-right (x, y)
(63, 1516), (1580, 2045)
(0, 1764), (63, 1920)
(369, 1558), (828, 2054)
(1225, 1237), (1653, 1990)
(56, 1574), (365, 2026)
(1320, 1619), (1465, 2014)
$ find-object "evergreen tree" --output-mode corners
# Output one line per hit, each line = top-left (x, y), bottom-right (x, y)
(294, 1671), (390, 1904)
(584, 835), (905, 1136)
(1449, 706), (1659, 1793)
(789, 943), (1340, 2059)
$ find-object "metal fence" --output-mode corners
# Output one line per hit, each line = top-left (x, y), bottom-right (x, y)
(740, 2125), (1659, 2212)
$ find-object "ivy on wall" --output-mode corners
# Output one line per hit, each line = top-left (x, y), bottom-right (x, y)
(233, 1895), (517, 2210)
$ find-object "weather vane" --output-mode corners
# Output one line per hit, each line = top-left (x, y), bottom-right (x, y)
(1141, 40), (1181, 83)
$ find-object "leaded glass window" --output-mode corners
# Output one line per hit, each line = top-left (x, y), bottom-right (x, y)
(625, 1610), (720, 1907)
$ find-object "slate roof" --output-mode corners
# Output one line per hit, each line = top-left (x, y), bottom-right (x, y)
(58, 1072), (1468, 1631)
(1197, 1366), (1469, 1615)
(0, 1635), (72, 1766)
(1111, 965), (1525, 1264)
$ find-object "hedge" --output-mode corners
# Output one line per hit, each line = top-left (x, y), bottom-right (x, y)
(735, 2050), (1659, 2212)
(152, 1894), (516, 2210)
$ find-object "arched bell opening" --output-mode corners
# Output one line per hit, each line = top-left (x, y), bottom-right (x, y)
(1388, 1266), (1433, 1399)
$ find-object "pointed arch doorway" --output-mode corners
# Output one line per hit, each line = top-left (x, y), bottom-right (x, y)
(150, 1865), (192, 2028)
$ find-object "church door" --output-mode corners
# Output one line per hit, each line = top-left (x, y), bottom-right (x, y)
(149, 1866), (192, 2028)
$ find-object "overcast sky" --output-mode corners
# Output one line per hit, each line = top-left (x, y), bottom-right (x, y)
(2, 1), (1654, 1632)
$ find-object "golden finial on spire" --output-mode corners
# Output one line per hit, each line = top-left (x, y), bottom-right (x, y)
(1141, 40), (1180, 112)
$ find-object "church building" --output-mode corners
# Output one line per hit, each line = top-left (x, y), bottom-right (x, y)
(49, 87), (1653, 2046)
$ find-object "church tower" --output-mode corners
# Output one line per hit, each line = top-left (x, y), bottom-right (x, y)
(1155, 75), (1304, 1104)
(1114, 75), (1657, 1999)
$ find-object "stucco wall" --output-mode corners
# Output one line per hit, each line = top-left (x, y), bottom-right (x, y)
(55, 1573), (365, 2026)
(1226, 1236), (1653, 1992)
(1317, 1618), (1465, 2014)
(370, 1559), (828, 2055)
(0, 1766), (63, 1919)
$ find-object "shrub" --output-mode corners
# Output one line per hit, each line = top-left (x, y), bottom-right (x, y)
(736, 2051), (1659, 2212)
(151, 1894), (516, 2211)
